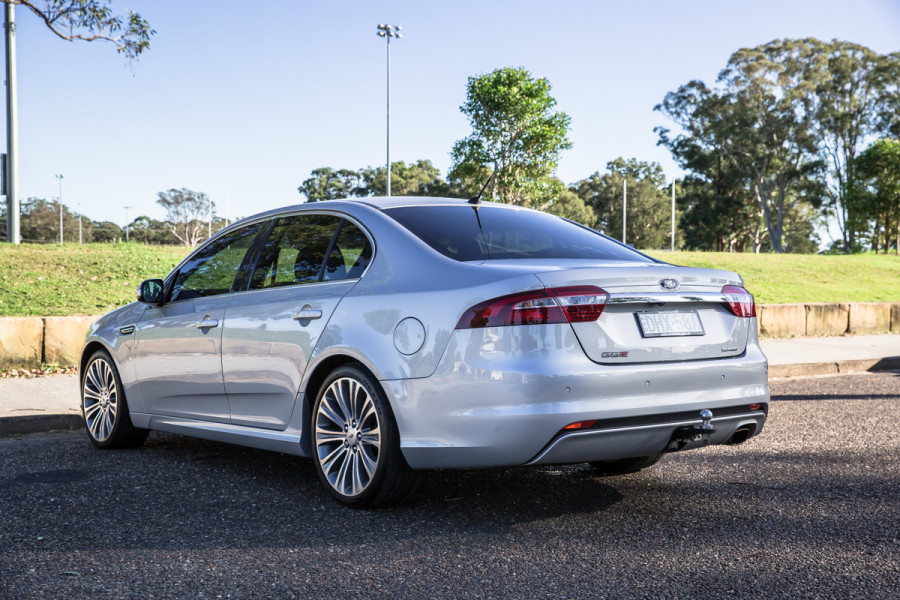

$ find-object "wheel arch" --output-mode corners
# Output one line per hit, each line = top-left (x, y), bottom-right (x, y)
(80, 340), (114, 380)
(298, 352), (389, 456)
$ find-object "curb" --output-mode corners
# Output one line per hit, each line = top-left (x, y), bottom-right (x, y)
(769, 356), (900, 378)
(0, 414), (83, 436)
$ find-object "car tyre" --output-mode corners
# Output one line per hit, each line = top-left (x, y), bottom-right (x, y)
(588, 454), (663, 476)
(81, 350), (148, 449)
(312, 365), (421, 508)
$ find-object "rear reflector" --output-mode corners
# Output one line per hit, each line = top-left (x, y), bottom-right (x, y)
(456, 286), (608, 329)
(563, 420), (598, 430)
(749, 403), (762, 411)
(722, 285), (756, 318)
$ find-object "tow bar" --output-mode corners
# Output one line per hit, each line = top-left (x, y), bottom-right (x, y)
(667, 409), (715, 451)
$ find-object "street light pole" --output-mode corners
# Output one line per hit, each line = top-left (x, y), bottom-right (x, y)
(123, 205), (131, 243)
(4, 3), (20, 244)
(55, 173), (64, 244)
(671, 179), (676, 252)
(622, 179), (627, 245)
(376, 24), (401, 197)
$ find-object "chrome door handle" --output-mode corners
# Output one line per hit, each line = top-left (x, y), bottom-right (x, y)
(195, 319), (219, 329)
(292, 310), (323, 320)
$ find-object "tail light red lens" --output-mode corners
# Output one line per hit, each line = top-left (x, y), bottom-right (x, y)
(722, 285), (756, 318)
(456, 286), (608, 329)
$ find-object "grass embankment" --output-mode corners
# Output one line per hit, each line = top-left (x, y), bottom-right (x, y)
(0, 244), (897, 317)
(0, 243), (189, 317)
(647, 251), (900, 304)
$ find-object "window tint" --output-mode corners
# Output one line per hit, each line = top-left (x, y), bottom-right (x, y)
(384, 205), (651, 263)
(250, 214), (344, 290)
(169, 223), (260, 302)
(330, 220), (373, 280)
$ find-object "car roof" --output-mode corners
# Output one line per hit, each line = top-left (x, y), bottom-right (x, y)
(224, 197), (516, 231)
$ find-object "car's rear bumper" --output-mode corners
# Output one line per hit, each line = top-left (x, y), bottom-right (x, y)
(385, 323), (769, 470)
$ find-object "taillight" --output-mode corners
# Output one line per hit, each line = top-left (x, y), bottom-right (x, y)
(722, 285), (756, 318)
(456, 286), (608, 329)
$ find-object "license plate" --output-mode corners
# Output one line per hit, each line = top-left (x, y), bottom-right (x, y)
(635, 311), (705, 338)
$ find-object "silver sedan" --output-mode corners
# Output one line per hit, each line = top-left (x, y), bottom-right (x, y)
(80, 197), (769, 507)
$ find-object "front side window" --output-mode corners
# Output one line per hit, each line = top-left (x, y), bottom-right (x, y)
(169, 223), (261, 302)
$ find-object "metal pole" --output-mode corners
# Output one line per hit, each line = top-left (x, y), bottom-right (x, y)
(56, 174), (64, 244)
(4, 3), (19, 244)
(78, 203), (82, 244)
(207, 194), (211, 239)
(386, 34), (391, 197)
(377, 24), (400, 197)
(622, 179), (627, 245)
(671, 180), (675, 252)
(123, 205), (131, 242)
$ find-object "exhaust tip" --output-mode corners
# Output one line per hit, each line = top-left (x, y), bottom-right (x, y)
(727, 425), (754, 445)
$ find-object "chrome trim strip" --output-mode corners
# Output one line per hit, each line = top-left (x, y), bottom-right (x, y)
(607, 292), (727, 305)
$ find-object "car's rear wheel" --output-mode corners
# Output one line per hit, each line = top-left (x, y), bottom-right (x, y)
(312, 365), (420, 508)
(81, 350), (148, 449)
(588, 454), (663, 476)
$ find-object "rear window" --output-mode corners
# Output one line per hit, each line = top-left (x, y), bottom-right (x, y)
(384, 205), (652, 263)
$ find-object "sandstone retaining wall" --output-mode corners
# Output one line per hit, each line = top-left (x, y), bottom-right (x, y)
(0, 301), (898, 370)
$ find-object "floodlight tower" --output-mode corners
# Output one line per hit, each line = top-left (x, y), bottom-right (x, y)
(376, 23), (401, 197)
(55, 174), (64, 244)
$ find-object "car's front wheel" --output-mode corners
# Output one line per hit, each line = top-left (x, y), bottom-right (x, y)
(312, 365), (420, 508)
(81, 350), (148, 449)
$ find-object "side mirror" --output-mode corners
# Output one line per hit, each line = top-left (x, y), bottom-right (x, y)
(137, 279), (165, 305)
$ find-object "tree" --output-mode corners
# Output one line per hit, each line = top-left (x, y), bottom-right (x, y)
(657, 41), (824, 253)
(298, 168), (363, 202)
(4, 0), (153, 59)
(656, 83), (762, 251)
(450, 67), (572, 206)
(156, 188), (215, 247)
(545, 187), (595, 226)
(357, 160), (450, 197)
(127, 215), (174, 244)
(571, 158), (681, 249)
(799, 39), (896, 252)
(298, 160), (450, 201)
(855, 138), (900, 254)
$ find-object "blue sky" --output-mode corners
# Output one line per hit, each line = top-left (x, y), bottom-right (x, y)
(4, 0), (900, 229)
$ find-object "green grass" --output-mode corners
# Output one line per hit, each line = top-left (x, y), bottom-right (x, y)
(0, 244), (897, 316)
(0, 243), (189, 317)
(647, 251), (900, 304)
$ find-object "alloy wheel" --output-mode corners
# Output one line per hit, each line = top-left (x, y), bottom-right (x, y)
(314, 376), (382, 498)
(82, 357), (119, 443)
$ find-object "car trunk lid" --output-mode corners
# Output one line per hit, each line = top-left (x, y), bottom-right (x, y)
(533, 264), (752, 364)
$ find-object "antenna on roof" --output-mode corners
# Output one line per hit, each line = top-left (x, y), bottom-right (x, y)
(468, 170), (497, 205)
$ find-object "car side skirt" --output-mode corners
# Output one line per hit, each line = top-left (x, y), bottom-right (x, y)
(132, 413), (306, 457)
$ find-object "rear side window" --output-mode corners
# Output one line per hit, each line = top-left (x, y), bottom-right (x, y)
(384, 205), (651, 263)
(249, 215), (373, 289)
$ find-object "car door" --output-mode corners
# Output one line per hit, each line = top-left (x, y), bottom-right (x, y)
(221, 213), (373, 430)
(133, 222), (262, 423)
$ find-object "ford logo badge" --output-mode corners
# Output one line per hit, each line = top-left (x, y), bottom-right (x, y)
(659, 278), (680, 291)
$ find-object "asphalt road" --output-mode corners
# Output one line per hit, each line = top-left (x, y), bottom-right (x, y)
(1, 372), (898, 600)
